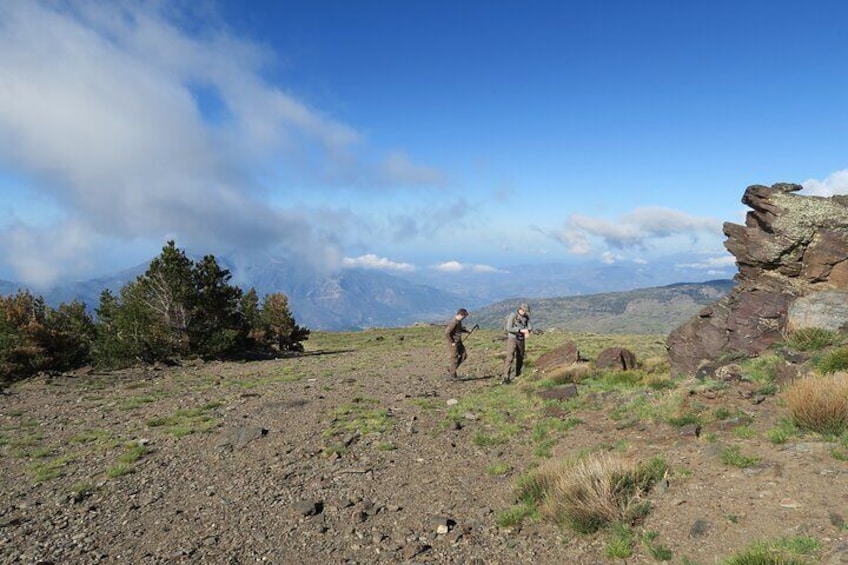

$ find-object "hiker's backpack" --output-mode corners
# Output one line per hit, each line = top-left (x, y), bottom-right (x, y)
(504, 312), (513, 333)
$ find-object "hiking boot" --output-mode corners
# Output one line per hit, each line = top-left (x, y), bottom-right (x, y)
(501, 377), (511, 385)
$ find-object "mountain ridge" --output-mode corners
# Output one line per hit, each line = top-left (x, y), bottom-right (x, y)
(0, 257), (733, 332)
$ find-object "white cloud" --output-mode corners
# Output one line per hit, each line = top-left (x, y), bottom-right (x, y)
(802, 169), (848, 197)
(601, 251), (620, 264)
(435, 261), (463, 272)
(676, 254), (736, 270)
(0, 1), (442, 285)
(2, 220), (101, 288)
(433, 261), (501, 273)
(379, 151), (446, 187)
(553, 206), (722, 254)
(342, 254), (416, 272)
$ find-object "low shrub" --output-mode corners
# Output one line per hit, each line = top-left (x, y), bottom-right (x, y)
(785, 327), (840, 352)
(815, 347), (848, 375)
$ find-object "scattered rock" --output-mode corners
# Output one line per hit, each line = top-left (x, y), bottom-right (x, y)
(294, 500), (324, 517)
(595, 347), (637, 371)
(402, 542), (431, 560)
(536, 384), (578, 402)
(689, 519), (711, 538)
(215, 426), (269, 450)
(535, 342), (580, 372)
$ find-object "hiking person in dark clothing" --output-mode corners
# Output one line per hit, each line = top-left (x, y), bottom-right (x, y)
(445, 308), (471, 381)
(503, 303), (532, 384)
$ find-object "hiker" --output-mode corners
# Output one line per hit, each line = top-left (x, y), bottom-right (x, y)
(445, 308), (471, 381)
(503, 303), (532, 384)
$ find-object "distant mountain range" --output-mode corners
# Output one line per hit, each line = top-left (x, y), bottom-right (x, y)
(471, 280), (735, 334)
(0, 255), (735, 332)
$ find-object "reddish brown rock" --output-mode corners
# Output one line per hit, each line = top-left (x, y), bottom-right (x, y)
(535, 341), (580, 372)
(595, 347), (636, 371)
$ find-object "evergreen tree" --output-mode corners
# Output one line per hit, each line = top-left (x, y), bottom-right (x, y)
(260, 292), (310, 352)
(189, 254), (247, 358)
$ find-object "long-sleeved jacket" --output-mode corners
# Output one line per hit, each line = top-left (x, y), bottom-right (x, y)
(505, 311), (531, 340)
(445, 317), (468, 344)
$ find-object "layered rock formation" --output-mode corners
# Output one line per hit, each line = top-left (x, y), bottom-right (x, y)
(667, 183), (848, 377)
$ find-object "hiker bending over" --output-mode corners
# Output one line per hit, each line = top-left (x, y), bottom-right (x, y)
(445, 308), (471, 381)
(503, 303), (532, 384)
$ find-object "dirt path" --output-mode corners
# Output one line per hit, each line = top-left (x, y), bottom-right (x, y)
(1, 328), (847, 564)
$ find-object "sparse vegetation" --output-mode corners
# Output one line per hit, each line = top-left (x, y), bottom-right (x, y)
(324, 397), (393, 438)
(1, 323), (843, 562)
(516, 452), (667, 533)
(145, 401), (224, 437)
(815, 347), (848, 375)
(721, 536), (821, 565)
(720, 445), (761, 468)
(784, 372), (848, 435)
(785, 327), (840, 352)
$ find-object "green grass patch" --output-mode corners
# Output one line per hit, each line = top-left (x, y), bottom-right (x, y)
(486, 462), (512, 476)
(720, 445), (761, 468)
(69, 429), (113, 444)
(106, 464), (134, 478)
(29, 454), (76, 483)
(604, 523), (633, 558)
(324, 397), (393, 438)
(816, 347), (848, 374)
(767, 418), (798, 444)
(740, 354), (784, 385)
(118, 442), (150, 464)
(785, 327), (841, 352)
(70, 481), (97, 503)
(146, 401), (224, 436)
(732, 426), (757, 439)
(118, 393), (166, 410)
(495, 503), (537, 528)
(641, 530), (673, 561)
(721, 535), (821, 565)
(666, 412), (702, 428)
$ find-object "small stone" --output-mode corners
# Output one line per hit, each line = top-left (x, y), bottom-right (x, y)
(690, 518), (711, 538)
(779, 498), (800, 509)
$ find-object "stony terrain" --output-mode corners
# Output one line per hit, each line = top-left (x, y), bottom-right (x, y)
(1, 327), (848, 564)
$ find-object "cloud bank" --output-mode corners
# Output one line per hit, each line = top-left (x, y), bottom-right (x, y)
(552, 206), (723, 255)
(802, 170), (848, 197)
(342, 254), (416, 273)
(0, 1), (441, 286)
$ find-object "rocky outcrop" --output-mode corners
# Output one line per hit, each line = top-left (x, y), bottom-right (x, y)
(667, 183), (848, 377)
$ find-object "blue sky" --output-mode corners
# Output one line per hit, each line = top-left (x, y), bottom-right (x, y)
(2, 0), (848, 287)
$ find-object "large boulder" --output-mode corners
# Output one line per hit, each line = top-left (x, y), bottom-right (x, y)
(667, 183), (848, 377)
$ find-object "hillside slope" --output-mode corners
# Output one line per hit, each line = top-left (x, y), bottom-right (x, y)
(471, 280), (734, 334)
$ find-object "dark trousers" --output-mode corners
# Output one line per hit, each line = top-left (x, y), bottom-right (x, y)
(503, 337), (525, 381)
(447, 341), (467, 377)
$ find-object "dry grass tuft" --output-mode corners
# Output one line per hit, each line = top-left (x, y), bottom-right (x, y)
(640, 355), (670, 374)
(544, 363), (594, 384)
(523, 452), (666, 533)
(784, 372), (848, 436)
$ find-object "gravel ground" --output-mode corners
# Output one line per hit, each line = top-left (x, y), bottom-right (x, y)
(1, 327), (848, 564)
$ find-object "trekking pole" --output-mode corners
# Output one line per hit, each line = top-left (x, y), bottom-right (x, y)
(465, 323), (480, 338)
